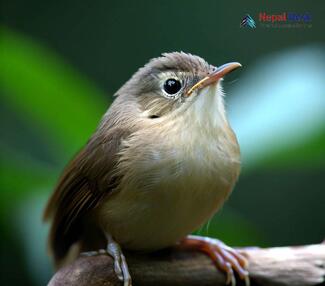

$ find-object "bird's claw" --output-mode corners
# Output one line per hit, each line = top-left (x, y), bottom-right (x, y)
(181, 235), (250, 286)
(106, 240), (132, 286)
(80, 244), (132, 286)
(80, 249), (107, 256)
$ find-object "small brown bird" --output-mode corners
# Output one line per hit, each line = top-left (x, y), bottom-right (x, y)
(44, 52), (248, 286)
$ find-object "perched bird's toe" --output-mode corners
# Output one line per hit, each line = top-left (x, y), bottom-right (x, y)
(180, 235), (250, 286)
(80, 249), (106, 257)
(106, 238), (132, 285)
(80, 243), (132, 285)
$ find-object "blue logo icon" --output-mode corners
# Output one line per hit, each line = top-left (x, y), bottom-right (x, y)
(240, 14), (256, 28)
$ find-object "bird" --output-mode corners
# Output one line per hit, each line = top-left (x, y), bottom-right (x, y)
(44, 52), (249, 286)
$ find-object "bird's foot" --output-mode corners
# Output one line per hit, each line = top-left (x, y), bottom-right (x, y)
(80, 236), (132, 286)
(179, 235), (249, 286)
(106, 239), (132, 286)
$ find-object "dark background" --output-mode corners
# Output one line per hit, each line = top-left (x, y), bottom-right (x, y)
(1, 1), (324, 285)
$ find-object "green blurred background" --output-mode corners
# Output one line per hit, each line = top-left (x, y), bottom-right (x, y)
(1, 0), (324, 285)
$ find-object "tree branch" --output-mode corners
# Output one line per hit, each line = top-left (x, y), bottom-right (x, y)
(48, 243), (325, 286)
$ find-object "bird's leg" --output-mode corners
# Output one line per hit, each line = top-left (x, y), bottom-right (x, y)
(179, 235), (249, 286)
(80, 233), (132, 286)
(105, 233), (132, 286)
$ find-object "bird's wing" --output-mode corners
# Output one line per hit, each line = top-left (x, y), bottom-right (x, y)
(43, 127), (129, 266)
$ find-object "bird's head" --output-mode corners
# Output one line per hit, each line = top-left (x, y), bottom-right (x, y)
(103, 52), (241, 133)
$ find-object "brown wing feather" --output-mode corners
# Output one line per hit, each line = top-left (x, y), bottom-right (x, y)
(43, 127), (128, 266)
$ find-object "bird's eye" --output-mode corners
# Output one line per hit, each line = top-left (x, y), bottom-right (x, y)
(163, 78), (182, 95)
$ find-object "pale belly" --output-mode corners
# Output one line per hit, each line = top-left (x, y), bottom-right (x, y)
(96, 145), (239, 251)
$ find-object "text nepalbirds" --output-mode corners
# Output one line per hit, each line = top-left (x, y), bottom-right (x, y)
(259, 12), (312, 23)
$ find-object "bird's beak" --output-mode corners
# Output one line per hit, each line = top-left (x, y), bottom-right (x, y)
(186, 62), (242, 96)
